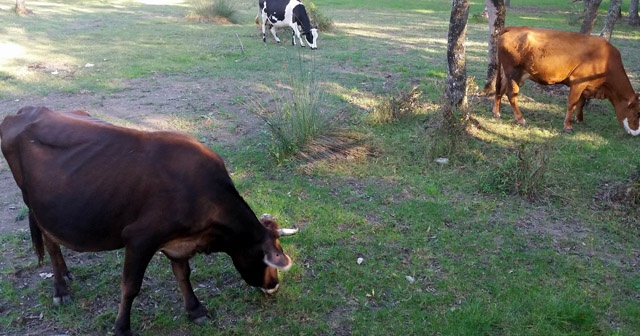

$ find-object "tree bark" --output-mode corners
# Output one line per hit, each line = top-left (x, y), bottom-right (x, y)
(15, 0), (32, 15)
(580, 0), (602, 35)
(629, 0), (640, 26)
(445, 0), (470, 113)
(600, 0), (621, 41)
(482, 0), (506, 95)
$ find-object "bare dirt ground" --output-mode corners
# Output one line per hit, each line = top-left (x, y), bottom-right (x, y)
(0, 75), (263, 235)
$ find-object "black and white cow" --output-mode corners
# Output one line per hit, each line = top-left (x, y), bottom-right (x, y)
(256, 0), (318, 49)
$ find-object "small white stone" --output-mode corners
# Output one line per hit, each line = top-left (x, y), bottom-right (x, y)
(356, 257), (364, 265)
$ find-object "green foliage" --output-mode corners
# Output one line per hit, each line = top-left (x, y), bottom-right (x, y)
(481, 143), (549, 200)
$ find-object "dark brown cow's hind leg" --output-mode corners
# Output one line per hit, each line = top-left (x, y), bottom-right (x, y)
(43, 236), (72, 305)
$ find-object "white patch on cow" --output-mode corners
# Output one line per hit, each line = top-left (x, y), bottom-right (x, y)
(261, 283), (279, 295)
(623, 118), (640, 136)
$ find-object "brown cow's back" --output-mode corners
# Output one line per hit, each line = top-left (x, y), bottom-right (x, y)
(494, 26), (640, 134)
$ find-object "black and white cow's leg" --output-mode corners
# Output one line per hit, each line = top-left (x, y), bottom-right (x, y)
(269, 25), (281, 43)
(291, 28), (296, 46)
(291, 25), (305, 47)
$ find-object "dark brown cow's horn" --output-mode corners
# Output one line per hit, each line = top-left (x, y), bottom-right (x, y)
(261, 214), (298, 237)
(277, 228), (299, 237)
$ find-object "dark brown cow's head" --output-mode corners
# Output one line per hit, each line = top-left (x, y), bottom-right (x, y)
(229, 214), (297, 294)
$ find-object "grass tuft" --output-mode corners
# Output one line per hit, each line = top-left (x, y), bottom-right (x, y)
(187, 0), (240, 24)
(252, 55), (335, 163)
(481, 142), (549, 200)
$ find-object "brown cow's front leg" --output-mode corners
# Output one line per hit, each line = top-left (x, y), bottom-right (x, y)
(43, 236), (72, 305)
(114, 246), (155, 336)
(170, 259), (210, 323)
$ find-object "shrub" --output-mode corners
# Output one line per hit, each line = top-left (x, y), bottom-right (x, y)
(481, 143), (549, 200)
(369, 87), (422, 125)
(306, 2), (335, 32)
(187, 0), (239, 24)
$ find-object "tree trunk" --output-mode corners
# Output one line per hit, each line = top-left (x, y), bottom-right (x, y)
(580, 0), (602, 35)
(482, 0), (506, 95)
(629, 0), (640, 26)
(15, 0), (32, 15)
(446, 0), (470, 115)
(600, 0), (621, 41)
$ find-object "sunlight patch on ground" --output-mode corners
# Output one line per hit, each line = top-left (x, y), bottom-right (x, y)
(0, 42), (25, 67)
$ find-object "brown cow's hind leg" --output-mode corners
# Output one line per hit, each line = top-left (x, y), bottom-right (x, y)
(170, 259), (211, 323)
(506, 79), (526, 125)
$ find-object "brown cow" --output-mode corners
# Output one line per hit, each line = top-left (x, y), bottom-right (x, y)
(0, 106), (298, 336)
(493, 26), (640, 135)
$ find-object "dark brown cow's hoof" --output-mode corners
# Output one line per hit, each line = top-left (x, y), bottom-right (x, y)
(53, 295), (71, 306)
(563, 128), (574, 133)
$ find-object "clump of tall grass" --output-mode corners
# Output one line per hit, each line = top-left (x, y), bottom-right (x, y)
(368, 87), (422, 125)
(306, 1), (335, 32)
(481, 143), (549, 200)
(187, 0), (239, 24)
(252, 56), (334, 163)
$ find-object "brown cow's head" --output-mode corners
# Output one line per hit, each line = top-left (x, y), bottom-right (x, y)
(622, 93), (640, 136)
(229, 214), (297, 294)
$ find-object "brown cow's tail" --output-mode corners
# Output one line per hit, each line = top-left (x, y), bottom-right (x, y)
(28, 210), (45, 265)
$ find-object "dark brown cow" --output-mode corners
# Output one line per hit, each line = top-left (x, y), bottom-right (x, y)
(0, 106), (298, 336)
(493, 26), (640, 135)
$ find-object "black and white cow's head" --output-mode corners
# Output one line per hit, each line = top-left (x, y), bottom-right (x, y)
(303, 28), (318, 50)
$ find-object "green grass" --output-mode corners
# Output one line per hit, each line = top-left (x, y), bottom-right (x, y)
(1, 0), (640, 335)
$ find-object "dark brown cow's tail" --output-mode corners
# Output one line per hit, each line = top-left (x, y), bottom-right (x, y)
(28, 210), (45, 265)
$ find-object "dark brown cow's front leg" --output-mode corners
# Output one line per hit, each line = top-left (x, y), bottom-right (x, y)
(114, 245), (156, 336)
(170, 259), (210, 323)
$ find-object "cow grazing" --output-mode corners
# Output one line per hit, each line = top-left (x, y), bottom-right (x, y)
(256, 0), (318, 49)
(0, 106), (299, 336)
(493, 26), (640, 135)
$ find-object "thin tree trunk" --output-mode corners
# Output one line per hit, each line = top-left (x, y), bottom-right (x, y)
(446, 0), (470, 113)
(600, 0), (621, 41)
(482, 0), (506, 95)
(629, 0), (640, 26)
(15, 0), (32, 15)
(580, 0), (602, 35)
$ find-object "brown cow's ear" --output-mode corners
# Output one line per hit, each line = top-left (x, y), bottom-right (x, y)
(629, 98), (638, 109)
